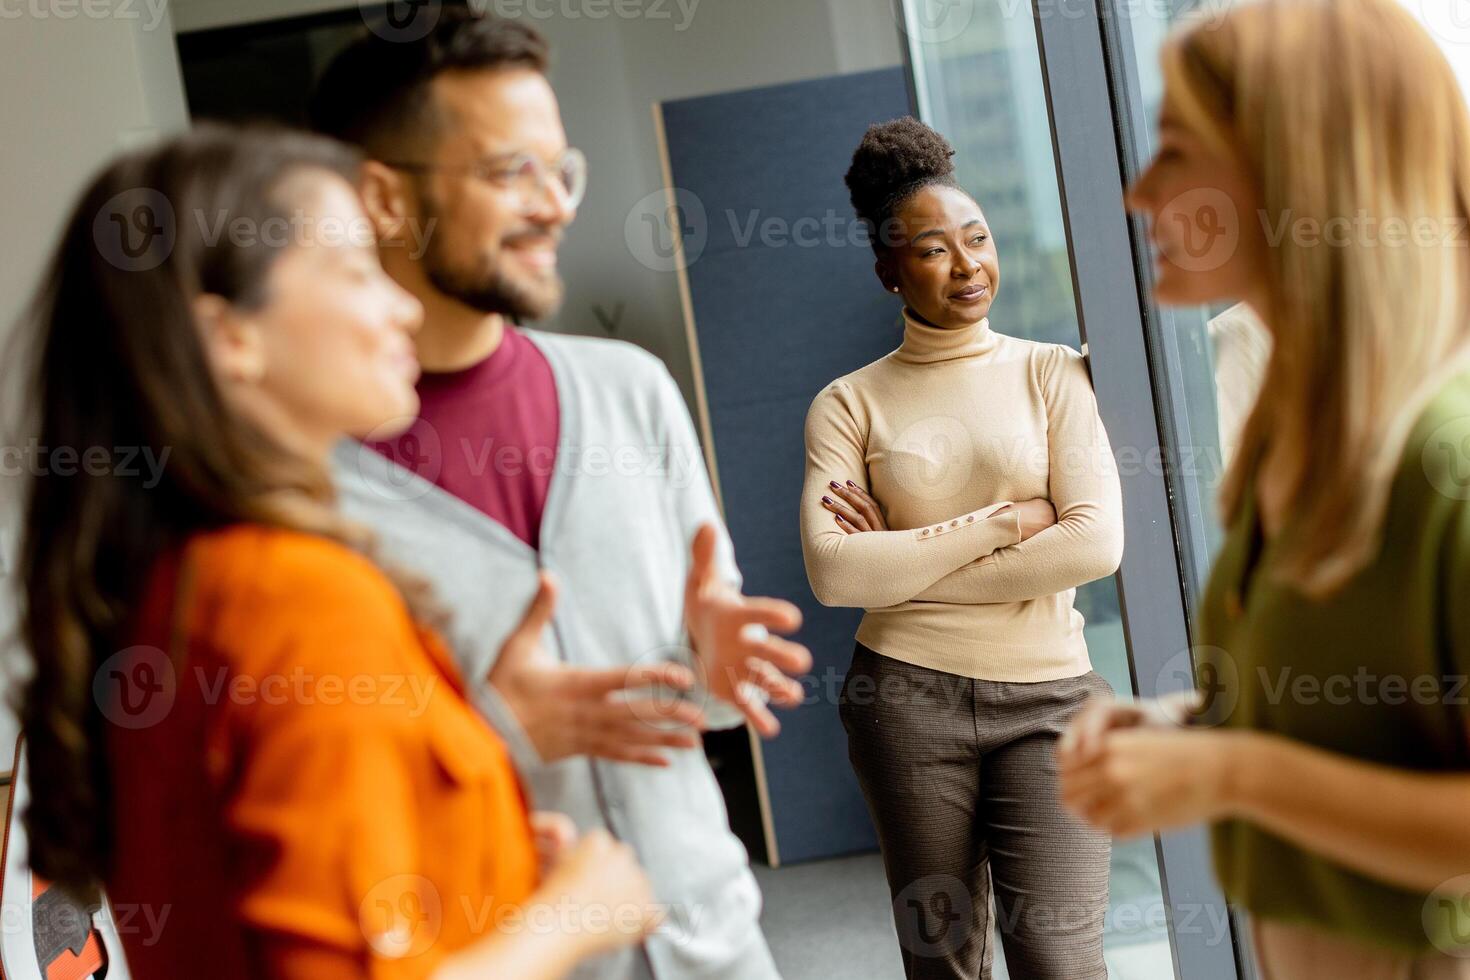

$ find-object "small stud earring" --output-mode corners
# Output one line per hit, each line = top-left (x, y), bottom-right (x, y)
(890, 286), (900, 293)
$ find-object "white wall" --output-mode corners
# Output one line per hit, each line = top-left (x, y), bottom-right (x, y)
(0, 11), (188, 344)
(0, 4), (190, 758)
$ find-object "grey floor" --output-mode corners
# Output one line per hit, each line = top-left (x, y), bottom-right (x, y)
(756, 853), (906, 979)
(756, 852), (1175, 980)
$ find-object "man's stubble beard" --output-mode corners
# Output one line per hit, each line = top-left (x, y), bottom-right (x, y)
(419, 195), (565, 322)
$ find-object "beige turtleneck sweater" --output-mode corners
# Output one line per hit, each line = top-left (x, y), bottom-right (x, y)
(800, 309), (1124, 682)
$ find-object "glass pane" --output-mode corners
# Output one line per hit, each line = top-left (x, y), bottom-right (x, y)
(1114, 1), (1258, 615)
(902, 3), (1172, 977)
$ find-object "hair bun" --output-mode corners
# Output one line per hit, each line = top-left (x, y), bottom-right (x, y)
(845, 116), (957, 228)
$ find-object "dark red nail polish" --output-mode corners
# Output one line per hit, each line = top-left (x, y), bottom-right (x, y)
(822, 496), (833, 504)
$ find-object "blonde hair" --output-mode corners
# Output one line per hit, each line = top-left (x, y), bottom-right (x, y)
(1164, 0), (1470, 597)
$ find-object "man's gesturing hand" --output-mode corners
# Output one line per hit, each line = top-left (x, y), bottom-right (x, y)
(684, 524), (812, 738)
(489, 571), (708, 766)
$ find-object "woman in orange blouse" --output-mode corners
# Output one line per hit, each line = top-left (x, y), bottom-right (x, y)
(16, 125), (655, 979)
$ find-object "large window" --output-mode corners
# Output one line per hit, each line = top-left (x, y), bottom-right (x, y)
(1110, 0), (1259, 616)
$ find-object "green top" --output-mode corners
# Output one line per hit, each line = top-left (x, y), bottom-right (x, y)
(1196, 370), (1470, 953)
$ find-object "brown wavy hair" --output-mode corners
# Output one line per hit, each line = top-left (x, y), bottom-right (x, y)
(14, 124), (439, 898)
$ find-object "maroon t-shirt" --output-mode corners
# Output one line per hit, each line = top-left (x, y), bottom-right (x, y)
(371, 328), (559, 549)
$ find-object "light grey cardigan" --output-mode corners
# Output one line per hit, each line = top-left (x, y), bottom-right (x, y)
(332, 329), (779, 980)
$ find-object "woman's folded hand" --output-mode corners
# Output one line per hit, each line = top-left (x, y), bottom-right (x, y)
(997, 498), (1057, 541)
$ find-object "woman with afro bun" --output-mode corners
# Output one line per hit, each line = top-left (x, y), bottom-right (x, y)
(800, 116), (1123, 980)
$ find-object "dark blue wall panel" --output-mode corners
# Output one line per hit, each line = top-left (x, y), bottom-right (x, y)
(660, 67), (913, 863)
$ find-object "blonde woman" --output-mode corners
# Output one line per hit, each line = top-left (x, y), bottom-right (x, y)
(1057, 1), (1470, 977)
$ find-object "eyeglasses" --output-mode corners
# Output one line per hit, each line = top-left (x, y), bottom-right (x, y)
(384, 148), (588, 213)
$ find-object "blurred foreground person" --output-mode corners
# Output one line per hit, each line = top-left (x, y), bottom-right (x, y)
(18, 125), (655, 980)
(1059, 2), (1470, 976)
(312, 15), (812, 979)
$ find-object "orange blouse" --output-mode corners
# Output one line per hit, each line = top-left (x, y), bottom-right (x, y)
(103, 525), (538, 979)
